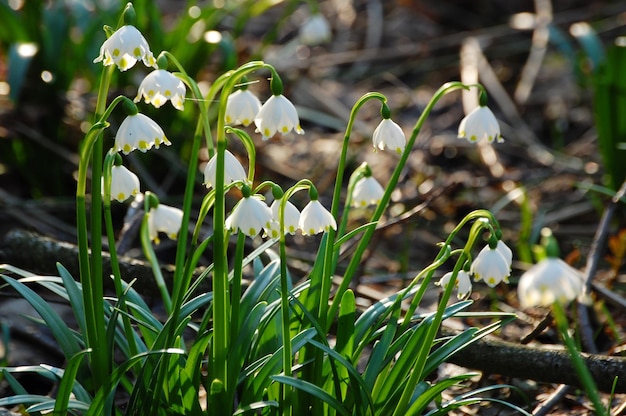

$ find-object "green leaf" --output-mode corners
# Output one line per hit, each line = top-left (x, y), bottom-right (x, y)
(234, 400), (279, 415)
(271, 375), (350, 416)
(1, 275), (82, 358)
(406, 373), (478, 415)
(56, 263), (88, 341)
(87, 349), (185, 416)
(48, 350), (93, 412)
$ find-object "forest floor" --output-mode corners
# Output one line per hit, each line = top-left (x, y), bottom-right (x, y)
(2, 0), (626, 414)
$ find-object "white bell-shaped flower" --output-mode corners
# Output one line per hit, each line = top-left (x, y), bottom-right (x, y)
(437, 270), (472, 300)
(225, 89), (262, 127)
(458, 106), (503, 143)
(352, 176), (385, 207)
(226, 195), (273, 238)
(93, 25), (157, 71)
(148, 204), (183, 244)
(203, 150), (247, 189)
(106, 165), (140, 202)
(495, 240), (513, 269)
(298, 200), (337, 236)
(254, 95), (304, 140)
(114, 113), (170, 155)
(135, 69), (186, 110)
(265, 198), (301, 238)
(372, 118), (406, 154)
(517, 258), (583, 308)
(471, 244), (511, 287)
(299, 13), (332, 46)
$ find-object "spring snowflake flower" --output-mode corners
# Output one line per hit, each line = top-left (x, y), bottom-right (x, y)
(352, 176), (385, 207)
(372, 118), (406, 153)
(225, 89), (262, 126)
(93, 25), (157, 71)
(265, 198), (301, 238)
(517, 258), (584, 308)
(299, 200), (337, 236)
(254, 95), (304, 140)
(106, 165), (140, 202)
(148, 204), (183, 244)
(495, 240), (513, 269)
(226, 195), (273, 238)
(471, 244), (510, 287)
(135, 69), (186, 110)
(437, 270), (472, 300)
(203, 150), (247, 189)
(299, 13), (332, 45)
(458, 106), (503, 143)
(114, 113), (170, 155)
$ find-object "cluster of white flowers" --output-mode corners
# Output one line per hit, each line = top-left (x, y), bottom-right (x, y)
(95, 22), (508, 249)
(438, 240), (512, 300)
(226, 90), (304, 141)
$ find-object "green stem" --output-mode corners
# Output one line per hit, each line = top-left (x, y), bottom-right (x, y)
(140, 209), (173, 314)
(553, 302), (607, 416)
(211, 61), (270, 408)
(230, 232), (246, 344)
(102, 152), (138, 358)
(326, 81), (472, 328)
(316, 92), (387, 330)
(76, 64), (115, 391)
(392, 219), (486, 416)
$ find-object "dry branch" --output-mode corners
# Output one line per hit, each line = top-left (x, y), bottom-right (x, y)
(444, 328), (626, 393)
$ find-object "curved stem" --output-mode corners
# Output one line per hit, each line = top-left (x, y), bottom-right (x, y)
(553, 302), (607, 416)
(327, 82), (472, 327)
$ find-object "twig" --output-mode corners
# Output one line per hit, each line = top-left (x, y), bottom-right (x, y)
(532, 384), (570, 416)
(578, 178), (626, 353)
(514, 0), (552, 104)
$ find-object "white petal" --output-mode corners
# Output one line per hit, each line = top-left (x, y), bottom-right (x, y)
(298, 200), (337, 235)
(352, 176), (385, 207)
(108, 165), (140, 202)
(148, 204), (183, 243)
(254, 95), (304, 140)
(471, 246), (510, 287)
(114, 113), (169, 155)
(518, 258), (583, 308)
(226, 196), (273, 237)
(203, 150), (247, 188)
(372, 119), (406, 153)
(225, 89), (262, 126)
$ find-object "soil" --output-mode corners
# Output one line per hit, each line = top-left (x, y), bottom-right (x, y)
(2, 0), (626, 414)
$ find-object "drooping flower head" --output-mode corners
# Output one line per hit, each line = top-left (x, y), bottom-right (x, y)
(114, 113), (170, 155)
(148, 204), (183, 244)
(372, 104), (406, 153)
(352, 175), (385, 207)
(437, 270), (472, 300)
(105, 165), (140, 202)
(254, 95), (304, 140)
(266, 198), (301, 238)
(458, 105), (503, 143)
(299, 13), (332, 46)
(299, 199), (337, 236)
(225, 88), (262, 127)
(94, 25), (157, 71)
(470, 244), (510, 287)
(226, 194), (273, 238)
(517, 257), (583, 308)
(203, 150), (247, 189)
(135, 69), (186, 110)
